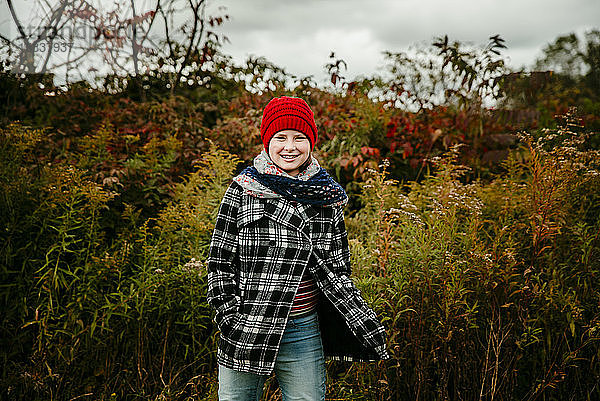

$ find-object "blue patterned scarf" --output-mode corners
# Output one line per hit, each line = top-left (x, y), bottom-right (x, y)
(234, 151), (348, 207)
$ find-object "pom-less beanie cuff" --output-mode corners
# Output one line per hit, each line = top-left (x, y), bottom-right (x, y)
(260, 96), (318, 150)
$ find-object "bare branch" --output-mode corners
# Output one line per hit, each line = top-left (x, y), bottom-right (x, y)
(31, 0), (69, 47)
(175, 0), (204, 86)
(193, 1), (206, 52)
(0, 33), (13, 46)
(158, 1), (175, 63)
(130, 0), (139, 76)
(135, 0), (162, 71)
(38, 1), (71, 74)
(6, 0), (30, 46)
(47, 43), (97, 70)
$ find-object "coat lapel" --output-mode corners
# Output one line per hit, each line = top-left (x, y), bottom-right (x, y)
(296, 202), (319, 223)
(263, 199), (321, 233)
(263, 198), (305, 232)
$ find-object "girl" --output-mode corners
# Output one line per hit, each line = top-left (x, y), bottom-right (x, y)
(207, 96), (388, 400)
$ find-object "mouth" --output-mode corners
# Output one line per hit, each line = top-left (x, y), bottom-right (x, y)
(280, 154), (299, 161)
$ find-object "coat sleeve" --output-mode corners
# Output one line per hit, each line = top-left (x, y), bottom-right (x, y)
(331, 205), (352, 277)
(207, 182), (242, 333)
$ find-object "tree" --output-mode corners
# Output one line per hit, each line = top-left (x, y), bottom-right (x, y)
(0, 0), (229, 90)
(373, 35), (508, 112)
(534, 29), (600, 93)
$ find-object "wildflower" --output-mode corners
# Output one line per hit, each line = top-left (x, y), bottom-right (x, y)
(399, 210), (424, 226)
(183, 257), (206, 276)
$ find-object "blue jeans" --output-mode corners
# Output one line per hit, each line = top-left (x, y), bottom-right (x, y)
(218, 312), (326, 401)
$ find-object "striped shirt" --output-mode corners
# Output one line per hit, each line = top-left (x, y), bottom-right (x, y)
(289, 270), (319, 317)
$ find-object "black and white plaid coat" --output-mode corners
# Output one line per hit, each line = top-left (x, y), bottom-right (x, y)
(207, 181), (389, 375)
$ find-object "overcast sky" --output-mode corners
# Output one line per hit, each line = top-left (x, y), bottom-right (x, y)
(207, 0), (600, 85)
(1, 0), (598, 86)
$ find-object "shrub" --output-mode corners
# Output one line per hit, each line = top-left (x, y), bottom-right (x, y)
(1, 129), (238, 400)
(331, 113), (600, 400)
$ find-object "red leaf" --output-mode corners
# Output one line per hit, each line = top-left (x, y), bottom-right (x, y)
(361, 146), (380, 157)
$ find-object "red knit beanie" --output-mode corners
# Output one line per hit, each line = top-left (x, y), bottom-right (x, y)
(260, 96), (318, 150)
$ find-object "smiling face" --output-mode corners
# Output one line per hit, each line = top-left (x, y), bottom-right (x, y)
(268, 130), (311, 177)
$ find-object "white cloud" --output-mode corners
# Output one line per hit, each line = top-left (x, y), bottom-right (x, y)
(210, 0), (600, 85)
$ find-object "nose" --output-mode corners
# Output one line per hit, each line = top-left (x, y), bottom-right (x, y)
(283, 138), (296, 150)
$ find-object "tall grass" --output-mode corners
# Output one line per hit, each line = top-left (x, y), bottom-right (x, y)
(337, 110), (600, 400)
(1, 126), (237, 400)
(1, 112), (599, 400)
